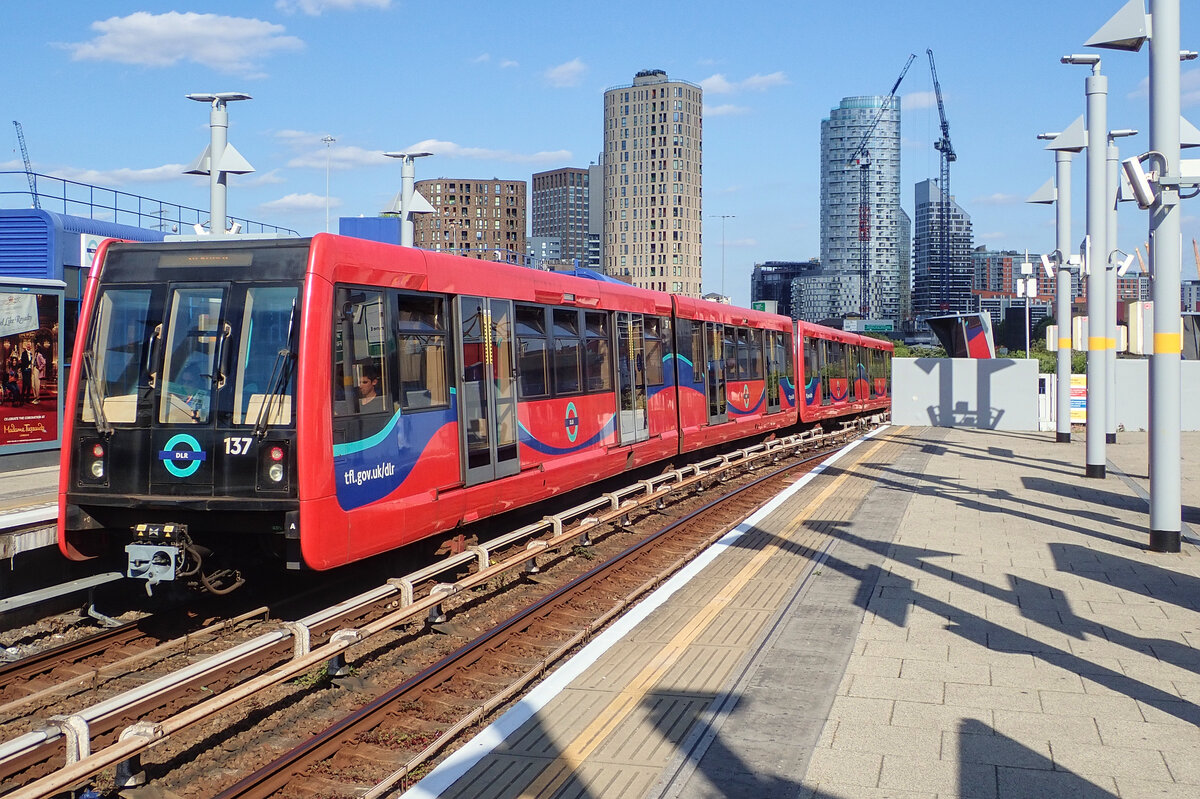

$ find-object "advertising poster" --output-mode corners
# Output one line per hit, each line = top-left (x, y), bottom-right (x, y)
(0, 289), (60, 450)
(1070, 374), (1087, 425)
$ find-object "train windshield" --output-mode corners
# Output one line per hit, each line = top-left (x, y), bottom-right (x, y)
(82, 282), (299, 428)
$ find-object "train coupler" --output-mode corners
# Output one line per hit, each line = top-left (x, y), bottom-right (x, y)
(125, 523), (189, 596)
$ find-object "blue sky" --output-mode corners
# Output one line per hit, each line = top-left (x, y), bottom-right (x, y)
(4, 1), (1200, 306)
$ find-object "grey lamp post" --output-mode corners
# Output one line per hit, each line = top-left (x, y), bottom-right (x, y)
(1106, 128), (1138, 443)
(1061, 54), (1109, 479)
(183, 92), (255, 237)
(1034, 118), (1084, 443)
(710, 214), (735, 297)
(322, 135), (336, 233)
(383, 151), (434, 247)
(1087, 0), (1195, 551)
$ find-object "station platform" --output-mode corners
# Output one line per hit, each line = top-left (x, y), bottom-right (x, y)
(0, 464), (58, 560)
(402, 426), (1200, 799)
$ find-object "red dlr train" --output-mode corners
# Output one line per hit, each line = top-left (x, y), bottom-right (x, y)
(58, 234), (891, 592)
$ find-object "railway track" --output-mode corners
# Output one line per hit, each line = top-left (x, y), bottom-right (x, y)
(215, 445), (823, 798)
(0, 423), (875, 798)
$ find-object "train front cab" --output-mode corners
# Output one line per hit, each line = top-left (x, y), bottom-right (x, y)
(59, 239), (306, 592)
(672, 297), (796, 453)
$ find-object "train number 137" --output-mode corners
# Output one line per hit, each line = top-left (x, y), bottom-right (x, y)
(224, 437), (254, 455)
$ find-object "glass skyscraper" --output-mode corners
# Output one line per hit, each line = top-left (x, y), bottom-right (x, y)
(819, 96), (903, 322)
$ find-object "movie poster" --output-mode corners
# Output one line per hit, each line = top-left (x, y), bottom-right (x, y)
(0, 290), (60, 450)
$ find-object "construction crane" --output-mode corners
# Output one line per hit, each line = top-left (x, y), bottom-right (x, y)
(12, 121), (39, 210)
(847, 53), (915, 319)
(927, 49), (956, 311)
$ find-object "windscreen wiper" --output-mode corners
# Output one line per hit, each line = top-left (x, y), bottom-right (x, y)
(81, 349), (113, 437)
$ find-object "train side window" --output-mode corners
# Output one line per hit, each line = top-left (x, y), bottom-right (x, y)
(723, 327), (738, 380)
(691, 322), (704, 384)
(749, 329), (764, 380)
(516, 304), (549, 399)
(584, 311), (612, 392)
(644, 317), (664, 386)
(553, 308), (582, 395)
(819, 339), (833, 406)
(333, 288), (391, 417)
(802, 334), (817, 401)
(397, 294), (448, 411)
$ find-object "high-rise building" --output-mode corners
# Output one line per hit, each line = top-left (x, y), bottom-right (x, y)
(912, 178), (973, 318)
(411, 178), (526, 263)
(819, 96), (903, 322)
(587, 163), (604, 271)
(602, 69), (703, 295)
(898, 208), (912, 323)
(532, 167), (589, 266)
(750, 260), (820, 320)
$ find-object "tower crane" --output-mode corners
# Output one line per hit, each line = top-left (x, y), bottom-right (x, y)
(12, 121), (40, 210)
(847, 53), (915, 319)
(927, 49), (956, 311)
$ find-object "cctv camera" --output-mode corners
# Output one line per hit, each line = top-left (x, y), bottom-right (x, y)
(1122, 156), (1157, 208)
(1040, 253), (1055, 279)
(1116, 252), (1135, 277)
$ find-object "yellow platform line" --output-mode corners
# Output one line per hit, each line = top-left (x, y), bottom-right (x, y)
(518, 437), (888, 798)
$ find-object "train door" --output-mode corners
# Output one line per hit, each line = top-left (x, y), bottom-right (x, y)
(765, 330), (781, 414)
(705, 322), (727, 424)
(457, 296), (519, 487)
(615, 312), (648, 444)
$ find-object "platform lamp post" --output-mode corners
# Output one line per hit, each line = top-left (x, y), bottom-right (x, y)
(322, 135), (335, 233)
(183, 93), (255, 237)
(382, 151), (435, 247)
(1105, 128), (1139, 443)
(1033, 118), (1084, 443)
(710, 214), (735, 297)
(1086, 0), (1198, 551)
(1060, 54), (1110, 479)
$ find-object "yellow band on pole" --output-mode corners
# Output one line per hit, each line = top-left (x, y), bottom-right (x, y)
(1088, 336), (1108, 351)
(1058, 337), (1072, 350)
(1154, 332), (1182, 354)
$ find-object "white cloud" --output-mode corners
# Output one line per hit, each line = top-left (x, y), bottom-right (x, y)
(500, 59), (519, 69)
(288, 145), (386, 169)
(728, 237), (758, 248)
(704, 104), (749, 117)
(64, 12), (303, 77)
(740, 72), (789, 92)
(53, 163), (192, 186)
(973, 193), (1021, 206)
(701, 72), (788, 95)
(274, 130), (387, 169)
(902, 91), (937, 111)
(275, 0), (390, 15)
(1185, 70), (1200, 107)
(260, 192), (338, 212)
(241, 169), (286, 187)
(701, 74), (735, 94)
(404, 138), (571, 164)
(472, 53), (491, 63)
(544, 58), (586, 88)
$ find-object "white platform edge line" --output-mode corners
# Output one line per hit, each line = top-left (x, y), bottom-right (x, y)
(399, 425), (889, 799)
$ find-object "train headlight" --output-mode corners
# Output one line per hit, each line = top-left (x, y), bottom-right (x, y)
(256, 440), (291, 492)
(79, 437), (110, 487)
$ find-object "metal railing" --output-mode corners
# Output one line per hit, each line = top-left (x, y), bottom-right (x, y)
(0, 172), (298, 236)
